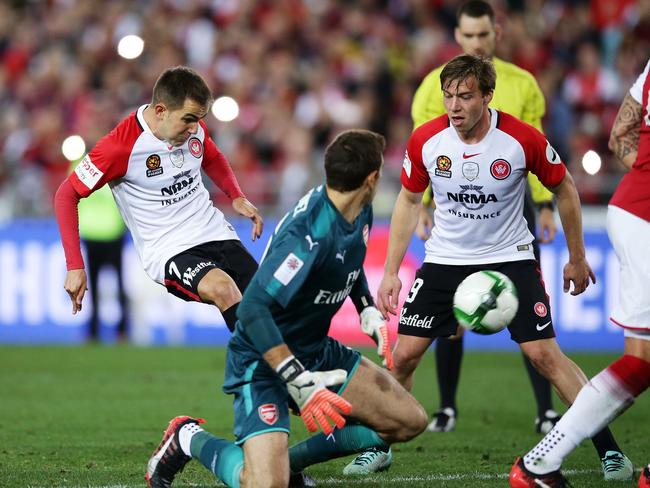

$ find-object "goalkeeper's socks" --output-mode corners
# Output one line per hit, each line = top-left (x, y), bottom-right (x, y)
(180, 424), (243, 488)
(289, 424), (389, 472)
(435, 336), (463, 411)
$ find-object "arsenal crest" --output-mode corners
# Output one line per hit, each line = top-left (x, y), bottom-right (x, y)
(258, 403), (279, 425)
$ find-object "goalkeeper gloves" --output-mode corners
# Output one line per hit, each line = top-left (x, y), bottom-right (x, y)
(276, 356), (352, 435)
(360, 306), (394, 370)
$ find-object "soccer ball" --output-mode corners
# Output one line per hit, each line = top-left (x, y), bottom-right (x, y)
(453, 270), (518, 335)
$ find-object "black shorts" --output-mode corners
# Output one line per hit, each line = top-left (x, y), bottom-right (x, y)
(163, 240), (258, 302)
(398, 260), (555, 344)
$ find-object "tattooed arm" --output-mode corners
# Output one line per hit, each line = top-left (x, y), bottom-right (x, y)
(608, 93), (643, 170)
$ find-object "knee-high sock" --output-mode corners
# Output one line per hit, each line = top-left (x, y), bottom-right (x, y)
(523, 355), (650, 474)
(190, 431), (244, 488)
(435, 336), (463, 411)
(221, 303), (239, 332)
(289, 424), (389, 472)
(522, 353), (553, 416)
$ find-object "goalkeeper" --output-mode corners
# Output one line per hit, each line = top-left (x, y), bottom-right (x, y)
(145, 129), (427, 488)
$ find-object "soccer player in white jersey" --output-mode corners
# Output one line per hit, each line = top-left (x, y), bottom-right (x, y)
(369, 54), (631, 478)
(55, 66), (263, 334)
(510, 59), (650, 488)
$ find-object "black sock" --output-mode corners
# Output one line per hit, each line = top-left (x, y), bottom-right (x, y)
(435, 336), (463, 412)
(221, 303), (239, 332)
(522, 353), (553, 417)
(591, 427), (622, 459)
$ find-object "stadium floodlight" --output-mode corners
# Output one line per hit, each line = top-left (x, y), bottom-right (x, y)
(61, 135), (86, 161)
(117, 34), (144, 60)
(211, 96), (239, 122)
(582, 150), (601, 175)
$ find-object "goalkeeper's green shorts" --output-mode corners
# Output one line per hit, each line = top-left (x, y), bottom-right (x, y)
(223, 337), (361, 444)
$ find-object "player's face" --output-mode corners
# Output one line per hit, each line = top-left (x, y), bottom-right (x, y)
(454, 14), (500, 58)
(158, 99), (208, 147)
(442, 76), (491, 135)
(363, 161), (383, 205)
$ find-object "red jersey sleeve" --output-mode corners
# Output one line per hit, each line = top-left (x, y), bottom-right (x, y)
(499, 112), (566, 188)
(68, 115), (136, 196)
(200, 120), (245, 200)
(400, 118), (448, 192)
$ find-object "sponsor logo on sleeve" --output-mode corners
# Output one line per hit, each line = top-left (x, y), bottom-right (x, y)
(188, 137), (203, 158)
(146, 154), (163, 177)
(273, 253), (304, 285)
(545, 141), (560, 164)
(258, 404), (279, 425)
(402, 151), (412, 177)
(435, 155), (452, 178)
(74, 155), (104, 189)
(490, 159), (511, 180)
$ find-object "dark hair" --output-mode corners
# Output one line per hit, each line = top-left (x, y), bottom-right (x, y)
(440, 54), (496, 96)
(151, 66), (213, 110)
(457, 0), (495, 25)
(324, 130), (385, 192)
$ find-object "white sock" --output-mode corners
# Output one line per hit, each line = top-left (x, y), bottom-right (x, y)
(524, 368), (633, 474)
(179, 422), (204, 457)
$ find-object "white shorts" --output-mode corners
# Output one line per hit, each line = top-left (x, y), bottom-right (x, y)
(607, 205), (650, 340)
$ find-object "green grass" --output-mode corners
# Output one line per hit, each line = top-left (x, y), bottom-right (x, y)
(0, 346), (648, 487)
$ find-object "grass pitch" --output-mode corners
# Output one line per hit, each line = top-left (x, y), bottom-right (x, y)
(0, 345), (648, 487)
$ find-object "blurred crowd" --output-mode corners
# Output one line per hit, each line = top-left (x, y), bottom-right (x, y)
(1, 0), (649, 220)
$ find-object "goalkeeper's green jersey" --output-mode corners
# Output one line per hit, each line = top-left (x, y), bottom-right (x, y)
(412, 56), (553, 203)
(233, 185), (373, 360)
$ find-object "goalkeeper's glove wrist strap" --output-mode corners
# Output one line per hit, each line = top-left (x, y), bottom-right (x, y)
(275, 355), (305, 383)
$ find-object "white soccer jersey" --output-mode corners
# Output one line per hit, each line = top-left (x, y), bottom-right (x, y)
(402, 109), (566, 265)
(71, 105), (239, 283)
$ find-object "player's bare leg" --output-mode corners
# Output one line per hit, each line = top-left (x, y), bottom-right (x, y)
(242, 432), (289, 488)
(197, 268), (243, 331)
(519, 338), (586, 404)
(291, 357), (427, 477)
(342, 357), (427, 441)
(390, 334), (434, 391)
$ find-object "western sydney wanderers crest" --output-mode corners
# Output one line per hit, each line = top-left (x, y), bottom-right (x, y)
(534, 302), (548, 317)
(258, 403), (279, 425)
(146, 154), (163, 177)
(188, 137), (203, 158)
(490, 159), (511, 180)
(435, 155), (452, 178)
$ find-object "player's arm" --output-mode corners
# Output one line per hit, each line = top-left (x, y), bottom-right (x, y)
(379, 187), (423, 316)
(608, 92), (643, 170)
(549, 172), (596, 296)
(237, 281), (352, 435)
(350, 270), (393, 369)
(55, 141), (128, 314)
(201, 125), (263, 240)
(54, 179), (87, 314)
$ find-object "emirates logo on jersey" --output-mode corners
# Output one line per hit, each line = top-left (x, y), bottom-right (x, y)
(435, 155), (452, 178)
(490, 159), (511, 180)
(188, 137), (203, 158)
